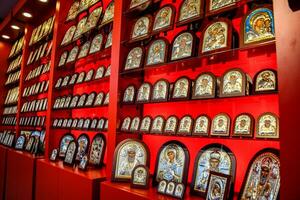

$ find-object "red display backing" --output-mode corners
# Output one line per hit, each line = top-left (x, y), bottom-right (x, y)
(35, 159), (106, 200)
(0, 146), (7, 200)
(5, 149), (38, 200)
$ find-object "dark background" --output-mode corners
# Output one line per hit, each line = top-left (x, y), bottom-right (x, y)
(0, 0), (18, 22)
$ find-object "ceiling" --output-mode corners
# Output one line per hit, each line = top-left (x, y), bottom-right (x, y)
(0, 0), (18, 22)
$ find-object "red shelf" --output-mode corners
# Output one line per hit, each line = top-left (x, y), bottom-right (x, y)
(0, 146), (7, 200)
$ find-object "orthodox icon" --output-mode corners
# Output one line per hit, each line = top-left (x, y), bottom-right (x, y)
(130, 15), (152, 42)
(201, 19), (231, 54)
(121, 117), (131, 132)
(15, 135), (26, 150)
(177, 0), (204, 26)
(69, 73), (78, 85)
(85, 92), (96, 107)
(171, 31), (195, 61)
(152, 5), (175, 34)
(254, 69), (277, 93)
(89, 133), (106, 167)
(59, 134), (75, 157)
(50, 148), (58, 161)
(85, 69), (94, 82)
(58, 51), (68, 67)
(90, 118), (98, 129)
(112, 139), (149, 182)
(94, 66), (105, 79)
(130, 117), (141, 132)
(190, 144), (236, 197)
(73, 17), (88, 41)
(206, 0), (238, 17)
(172, 77), (190, 100)
(104, 65), (111, 77)
(150, 116), (165, 134)
(140, 116), (152, 133)
(75, 134), (90, 161)
(137, 83), (151, 103)
(77, 41), (91, 59)
(174, 183), (185, 199)
(131, 165), (150, 189)
(84, 7), (102, 33)
(166, 182), (176, 196)
(78, 155), (88, 170)
(233, 113), (254, 137)
(158, 180), (167, 194)
(103, 92), (109, 105)
(77, 93), (87, 107)
(146, 38), (168, 67)
(240, 149), (280, 200)
(105, 31), (113, 48)
(97, 118), (105, 130)
(66, 1), (79, 22)
(164, 116), (178, 135)
(83, 118), (91, 129)
(61, 76), (70, 87)
(211, 113), (230, 136)
(152, 79), (169, 102)
(220, 68), (247, 97)
(123, 85), (136, 103)
(89, 33), (103, 54)
(61, 25), (76, 46)
(70, 95), (80, 108)
(100, 1), (114, 27)
(129, 0), (150, 11)
(53, 119), (59, 127)
(154, 141), (189, 185)
(178, 115), (193, 135)
(78, 0), (90, 12)
(257, 112), (279, 139)
(125, 47), (143, 71)
(77, 118), (85, 129)
(55, 78), (63, 88)
(66, 46), (79, 63)
(64, 141), (77, 165)
(76, 71), (86, 84)
(193, 115), (210, 136)
(192, 72), (216, 99)
(94, 92), (104, 106)
(205, 172), (231, 200)
(72, 119), (78, 128)
(67, 118), (73, 128)
(241, 6), (275, 47)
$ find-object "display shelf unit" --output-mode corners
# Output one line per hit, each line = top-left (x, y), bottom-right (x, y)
(0, 145), (7, 200)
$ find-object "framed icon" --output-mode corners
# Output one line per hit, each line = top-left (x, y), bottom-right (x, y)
(190, 144), (236, 197)
(129, 117), (141, 132)
(94, 92), (104, 106)
(105, 30), (113, 48)
(15, 135), (26, 150)
(103, 92), (109, 105)
(158, 180), (167, 194)
(90, 118), (98, 129)
(69, 95), (80, 108)
(78, 155), (89, 171)
(112, 139), (150, 182)
(240, 5), (275, 47)
(219, 68), (247, 97)
(128, 0), (151, 13)
(164, 116), (178, 135)
(73, 17), (88, 41)
(53, 119), (59, 127)
(205, 171), (231, 200)
(174, 183), (185, 199)
(84, 69), (94, 82)
(89, 133), (106, 167)
(153, 141), (190, 185)
(77, 41), (91, 59)
(58, 51), (68, 67)
(84, 7), (102, 33)
(85, 92), (96, 107)
(145, 38), (169, 67)
(140, 116), (152, 133)
(64, 141), (77, 165)
(152, 79), (169, 102)
(136, 83), (151, 103)
(50, 148), (58, 161)
(72, 118), (78, 128)
(66, 46), (79, 64)
(100, 1), (114, 27)
(121, 117), (131, 132)
(78, 0), (90, 12)
(150, 116), (165, 134)
(75, 134), (90, 161)
(76, 71), (86, 84)
(152, 5), (175, 34)
(67, 118), (73, 128)
(89, 33), (103, 54)
(171, 77), (191, 100)
(193, 115), (210, 136)
(239, 149), (280, 200)
(177, 0), (204, 27)
(206, 0), (238, 17)
(77, 118), (85, 129)
(124, 47), (144, 71)
(177, 115), (193, 135)
(123, 85), (136, 104)
(62, 119), (68, 128)
(200, 18), (232, 55)
(192, 72), (216, 99)
(256, 112), (279, 139)
(131, 165), (150, 189)
(83, 118), (91, 129)
(65, 1), (79, 22)
(61, 75), (70, 87)
(254, 69), (277, 94)
(233, 113), (254, 137)
(59, 133), (75, 157)
(130, 15), (152, 43)
(25, 136), (35, 152)
(170, 31), (196, 61)
(97, 118), (105, 130)
(94, 66), (105, 79)
(211, 113), (231, 137)
(166, 182), (176, 196)
(61, 25), (76, 46)
(104, 65), (111, 77)
(69, 73), (78, 85)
